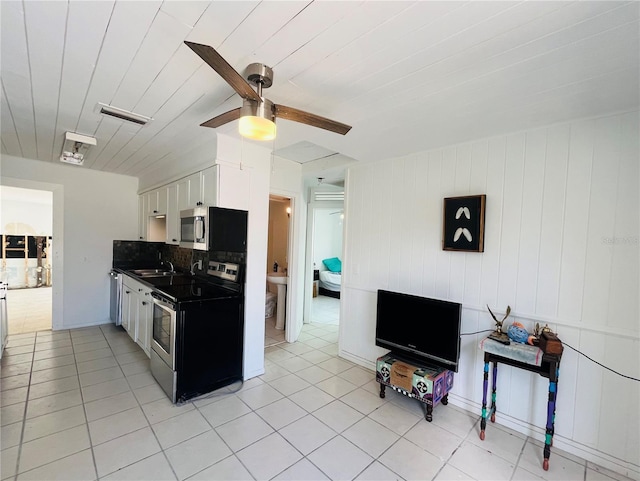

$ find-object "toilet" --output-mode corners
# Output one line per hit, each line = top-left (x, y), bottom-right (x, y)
(265, 291), (277, 318)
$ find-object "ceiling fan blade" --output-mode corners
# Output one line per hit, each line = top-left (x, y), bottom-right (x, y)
(200, 108), (241, 129)
(184, 41), (261, 103)
(274, 104), (351, 135)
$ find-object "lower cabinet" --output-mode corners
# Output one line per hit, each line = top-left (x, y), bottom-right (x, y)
(122, 275), (152, 358)
(135, 293), (152, 356)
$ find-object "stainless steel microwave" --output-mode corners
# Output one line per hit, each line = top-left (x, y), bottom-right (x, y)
(180, 206), (249, 252)
(180, 207), (209, 250)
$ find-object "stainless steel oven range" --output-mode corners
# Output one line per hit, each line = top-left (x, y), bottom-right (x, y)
(150, 261), (244, 404)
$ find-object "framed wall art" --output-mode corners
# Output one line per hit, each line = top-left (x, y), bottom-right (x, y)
(442, 194), (486, 252)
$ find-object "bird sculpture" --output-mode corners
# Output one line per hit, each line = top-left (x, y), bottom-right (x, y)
(487, 305), (511, 334)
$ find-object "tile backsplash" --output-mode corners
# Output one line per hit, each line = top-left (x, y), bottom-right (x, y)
(113, 240), (246, 277)
(112, 240), (163, 269)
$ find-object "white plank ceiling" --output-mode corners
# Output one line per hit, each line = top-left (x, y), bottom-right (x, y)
(1, 1), (638, 184)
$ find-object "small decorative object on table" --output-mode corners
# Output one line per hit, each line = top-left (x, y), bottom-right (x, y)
(539, 327), (564, 355)
(487, 305), (511, 345)
(507, 321), (533, 344)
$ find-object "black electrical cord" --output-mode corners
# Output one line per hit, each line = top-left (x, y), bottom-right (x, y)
(461, 329), (495, 336)
(562, 341), (640, 382)
(462, 329), (640, 382)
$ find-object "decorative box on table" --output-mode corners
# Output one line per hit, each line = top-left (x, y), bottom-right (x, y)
(376, 353), (454, 421)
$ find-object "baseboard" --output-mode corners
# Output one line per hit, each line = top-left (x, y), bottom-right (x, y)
(445, 394), (639, 481)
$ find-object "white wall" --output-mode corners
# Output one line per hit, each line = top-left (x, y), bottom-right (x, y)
(216, 134), (272, 379)
(0, 155), (139, 329)
(340, 112), (639, 478)
(0, 187), (52, 235)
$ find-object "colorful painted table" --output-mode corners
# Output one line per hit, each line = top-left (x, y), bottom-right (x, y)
(478, 337), (562, 471)
(376, 353), (454, 422)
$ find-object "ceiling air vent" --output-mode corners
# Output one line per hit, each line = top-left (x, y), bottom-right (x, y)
(97, 103), (153, 125)
(314, 191), (344, 202)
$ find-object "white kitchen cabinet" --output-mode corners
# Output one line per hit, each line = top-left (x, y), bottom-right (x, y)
(186, 172), (203, 209)
(176, 176), (190, 212)
(121, 275), (152, 358)
(145, 190), (158, 216)
(166, 184), (179, 245)
(134, 288), (152, 357)
(138, 163), (249, 243)
(156, 188), (167, 215)
(137, 196), (147, 241)
(145, 188), (167, 216)
(201, 166), (217, 206)
(121, 278), (135, 337)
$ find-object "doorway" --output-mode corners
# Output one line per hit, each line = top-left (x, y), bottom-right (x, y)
(265, 195), (291, 347)
(0, 186), (53, 334)
(305, 185), (344, 328)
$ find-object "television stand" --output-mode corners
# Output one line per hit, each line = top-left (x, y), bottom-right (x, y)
(375, 353), (454, 422)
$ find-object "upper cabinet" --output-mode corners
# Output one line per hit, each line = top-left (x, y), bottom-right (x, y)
(186, 172), (204, 209)
(177, 169), (217, 210)
(138, 164), (250, 243)
(137, 196), (147, 241)
(145, 188), (167, 216)
(166, 184), (179, 245)
(201, 167), (217, 207)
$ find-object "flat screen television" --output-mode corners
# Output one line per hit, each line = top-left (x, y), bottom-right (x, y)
(375, 289), (462, 372)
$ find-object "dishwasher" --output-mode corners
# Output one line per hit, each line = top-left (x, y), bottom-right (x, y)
(109, 270), (122, 326)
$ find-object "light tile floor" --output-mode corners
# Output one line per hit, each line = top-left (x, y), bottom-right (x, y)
(265, 316), (285, 348)
(265, 295), (339, 348)
(5, 287), (52, 335)
(1, 323), (633, 481)
(311, 295), (339, 326)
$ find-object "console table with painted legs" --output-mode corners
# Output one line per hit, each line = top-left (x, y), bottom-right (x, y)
(478, 337), (562, 471)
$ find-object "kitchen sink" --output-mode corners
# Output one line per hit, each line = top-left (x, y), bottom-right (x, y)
(129, 269), (177, 277)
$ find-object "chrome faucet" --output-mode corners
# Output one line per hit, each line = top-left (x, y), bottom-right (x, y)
(165, 261), (174, 272)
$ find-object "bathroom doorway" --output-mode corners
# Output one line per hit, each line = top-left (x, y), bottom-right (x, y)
(265, 195), (291, 347)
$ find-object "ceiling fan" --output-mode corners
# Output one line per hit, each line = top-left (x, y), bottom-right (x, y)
(184, 41), (352, 141)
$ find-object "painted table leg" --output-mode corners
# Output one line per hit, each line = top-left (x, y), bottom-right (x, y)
(543, 364), (559, 471)
(490, 361), (498, 423)
(480, 356), (490, 440)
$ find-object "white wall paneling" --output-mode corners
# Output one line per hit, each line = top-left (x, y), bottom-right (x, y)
(340, 112), (640, 477)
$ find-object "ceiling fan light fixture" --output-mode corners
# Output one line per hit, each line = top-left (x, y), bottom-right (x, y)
(238, 99), (276, 141)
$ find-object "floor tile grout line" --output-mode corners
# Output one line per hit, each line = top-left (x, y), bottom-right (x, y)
(69, 327), (99, 481)
(8, 333), (36, 481)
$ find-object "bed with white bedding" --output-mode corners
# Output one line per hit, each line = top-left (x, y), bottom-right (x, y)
(319, 270), (341, 298)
